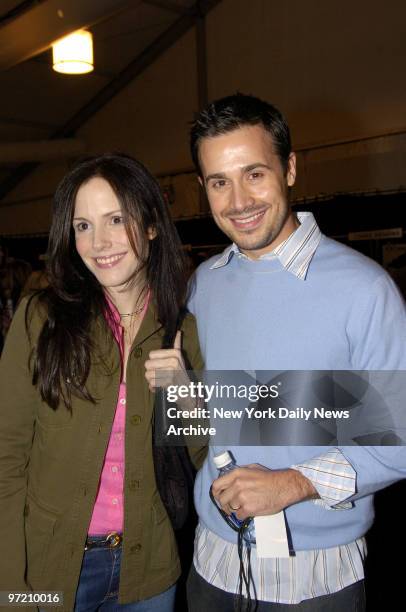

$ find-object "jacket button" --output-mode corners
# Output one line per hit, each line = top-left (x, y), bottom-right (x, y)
(129, 479), (139, 491)
(131, 544), (142, 553)
(134, 347), (143, 358)
(130, 415), (142, 426)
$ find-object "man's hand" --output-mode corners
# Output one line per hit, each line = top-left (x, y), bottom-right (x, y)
(144, 330), (189, 391)
(212, 464), (319, 520)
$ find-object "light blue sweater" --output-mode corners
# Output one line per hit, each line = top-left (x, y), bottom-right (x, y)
(188, 235), (406, 550)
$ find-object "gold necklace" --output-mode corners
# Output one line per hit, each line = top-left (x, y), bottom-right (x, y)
(119, 301), (145, 318)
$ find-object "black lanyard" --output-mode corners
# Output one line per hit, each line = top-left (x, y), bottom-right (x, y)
(209, 485), (258, 611)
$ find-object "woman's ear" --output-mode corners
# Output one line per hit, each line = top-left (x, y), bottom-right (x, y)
(147, 226), (157, 240)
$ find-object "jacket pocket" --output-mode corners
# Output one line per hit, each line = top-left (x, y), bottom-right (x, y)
(24, 495), (58, 585)
(149, 490), (177, 571)
(151, 489), (168, 525)
(36, 402), (73, 429)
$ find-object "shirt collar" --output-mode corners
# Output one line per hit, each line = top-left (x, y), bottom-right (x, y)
(210, 212), (322, 280)
(104, 295), (121, 326)
(104, 295), (124, 355)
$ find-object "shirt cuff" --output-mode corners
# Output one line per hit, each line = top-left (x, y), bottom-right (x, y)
(291, 448), (356, 509)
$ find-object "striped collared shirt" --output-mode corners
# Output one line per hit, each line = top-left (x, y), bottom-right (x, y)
(194, 524), (366, 604)
(195, 213), (365, 603)
(210, 211), (322, 280)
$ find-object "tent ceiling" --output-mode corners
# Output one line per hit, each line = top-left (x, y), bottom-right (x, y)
(0, 0), (218, 198)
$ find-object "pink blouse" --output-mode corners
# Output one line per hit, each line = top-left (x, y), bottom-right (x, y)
(88, 294), (149, 535)
(88, 381), (126, 534)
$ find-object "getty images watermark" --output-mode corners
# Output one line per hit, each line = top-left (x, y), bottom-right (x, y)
(153, 370), (406, 446)
(166, 381), (351, 422)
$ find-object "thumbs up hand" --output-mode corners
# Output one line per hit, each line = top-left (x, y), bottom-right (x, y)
(144, 330), (188, 392)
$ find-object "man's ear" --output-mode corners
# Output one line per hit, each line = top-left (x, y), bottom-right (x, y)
(147, 226), (157, 240)
(286, 152), (296, 187)
(198, 176), (203, 188)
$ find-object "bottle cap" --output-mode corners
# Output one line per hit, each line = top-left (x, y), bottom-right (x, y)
(213, 451), (232, 469)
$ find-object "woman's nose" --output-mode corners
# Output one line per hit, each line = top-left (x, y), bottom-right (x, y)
(92, 226), (112, 250)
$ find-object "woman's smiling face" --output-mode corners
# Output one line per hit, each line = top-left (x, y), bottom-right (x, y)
(73, 176), (141, 292)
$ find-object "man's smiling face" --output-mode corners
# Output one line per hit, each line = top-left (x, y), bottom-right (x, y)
(199, 124), (297, 258)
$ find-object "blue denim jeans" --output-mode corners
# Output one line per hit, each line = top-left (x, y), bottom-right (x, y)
(74, 544), (176, 611)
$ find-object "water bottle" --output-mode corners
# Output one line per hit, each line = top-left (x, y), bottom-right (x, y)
(213, 451), (256, 544)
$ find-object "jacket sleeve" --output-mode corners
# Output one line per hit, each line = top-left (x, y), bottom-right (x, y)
(0, 297), (39, 605)
(181, 313), (208, 471)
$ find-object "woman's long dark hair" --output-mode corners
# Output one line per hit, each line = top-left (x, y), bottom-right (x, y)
(28, 153), (187, 409)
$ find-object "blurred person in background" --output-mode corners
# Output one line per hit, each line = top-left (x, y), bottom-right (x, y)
(0, 239), (8, 353)
(387, 252), (406, 299)
(0, 257), (32, 351)
(0, 240), (7, 270)
(20, 253), (49, 298)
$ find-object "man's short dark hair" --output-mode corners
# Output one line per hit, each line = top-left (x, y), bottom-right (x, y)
(190, 93), (292, 176)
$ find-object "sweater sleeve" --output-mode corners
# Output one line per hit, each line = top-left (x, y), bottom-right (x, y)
(294, 273), (406, 506)
(0, 298), (40, 608)
(340, 272), (406, 499)
(346, 272), (406, 370)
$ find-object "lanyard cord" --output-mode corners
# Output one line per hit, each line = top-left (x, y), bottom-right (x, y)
(210, 486), (258, 611)
(236, 527), (257, 611)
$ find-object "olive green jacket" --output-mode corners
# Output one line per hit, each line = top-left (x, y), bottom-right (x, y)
(0, 298), (205, 611)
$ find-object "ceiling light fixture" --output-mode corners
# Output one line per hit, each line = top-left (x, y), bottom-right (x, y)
(52, 29), (94, 75)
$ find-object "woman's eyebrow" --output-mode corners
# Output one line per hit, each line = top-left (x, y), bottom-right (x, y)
(73, 208), (122, 221)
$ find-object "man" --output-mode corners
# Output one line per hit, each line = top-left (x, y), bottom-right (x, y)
(186, 93), (406, 610)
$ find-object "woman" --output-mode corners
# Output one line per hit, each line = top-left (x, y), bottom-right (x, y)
(0, 154), (205, 611)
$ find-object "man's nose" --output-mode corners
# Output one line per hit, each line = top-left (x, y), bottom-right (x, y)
(231, 181), (254, 212)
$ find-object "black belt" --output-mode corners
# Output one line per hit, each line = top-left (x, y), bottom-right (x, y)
(85, 532), (122, 551)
